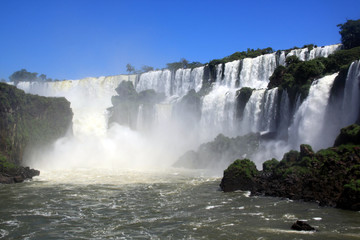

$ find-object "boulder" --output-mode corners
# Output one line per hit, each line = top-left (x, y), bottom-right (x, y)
(334, 124), (360, 146)
(291, 220), (316, 231)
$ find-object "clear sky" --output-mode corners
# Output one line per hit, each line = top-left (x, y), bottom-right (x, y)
(0, 0), (359, 80)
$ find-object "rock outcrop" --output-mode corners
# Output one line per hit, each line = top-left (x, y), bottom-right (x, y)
(220, 124), (360, 211)
(0, 83), (73, 183)
(291, 221), (316, 231)
(108, 81), (165, 130)
(174, 133), (260, 170)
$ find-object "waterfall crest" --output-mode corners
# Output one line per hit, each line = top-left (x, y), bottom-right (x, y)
(14, 44), (359, 173)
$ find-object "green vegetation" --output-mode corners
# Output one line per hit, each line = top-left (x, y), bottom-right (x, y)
(262, 158), (279, 172)
(126, 64), (135, 74)
(9, 69), (59, 85)
(344, 179), (360, 192)
(337, 19), (360, 49)
(334, 124), (360, 146)
(207, 48), (274, 81)
(0, 152), (17, 172)
(126, 64), (156, 74)
(268, 46), (360, 103)
(224, 159), (259, 179)
(209, 47), (274, 68)
(0, 83), (73, 166)
(141, 65), (154, 72)
(221, 124), (360, 210)
(268, 19), (360, 103)
(166, 58), (203, 71)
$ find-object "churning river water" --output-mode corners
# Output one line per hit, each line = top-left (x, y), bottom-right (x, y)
(0, 169), (359, 240)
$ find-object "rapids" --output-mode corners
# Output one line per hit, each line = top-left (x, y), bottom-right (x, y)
(3, 43), (360, 240)
(0, 170), (359, 239)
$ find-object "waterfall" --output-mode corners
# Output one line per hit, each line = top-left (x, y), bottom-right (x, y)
(341, 60), (360, 126)
(286, 44), (342, 62)
(239, 89), (266, 135)
(288, 73), (338, 150)
(278, 51), (286, 66)
(17, 75), (132, 136)
(172, 67), (204, 97)
(222, 60), (240, 88)
(173, 68), (192, 97)
(136, 67), (204, 98)
(216, 64), (223, 82)
(308, 44), (342, 60)
(200, 86), (237, 141)
(260, 88), (279, 133)
(136, 70), (172, 96)
(286, 48), (309, 61)
(12, 44), (355, 172)
(238, 53), (277, 89)
(277, 90), (291, 139)
(191, 66), (204, 92)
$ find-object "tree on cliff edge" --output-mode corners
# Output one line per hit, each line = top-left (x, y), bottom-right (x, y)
(338, 19), (360, 49)
(126, 64), (135, 74)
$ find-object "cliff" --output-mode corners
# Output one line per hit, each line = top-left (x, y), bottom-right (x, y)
(220, 124), (360, 211)
(0, 83), (73, 183)
(174, 133), (260, 170)
(108, 81), (165, 130)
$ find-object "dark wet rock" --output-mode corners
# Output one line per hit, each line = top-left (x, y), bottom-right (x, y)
(174, 133), (260, 170)
(291, 220), (316, 231)
(334, 124), (360, 146)
(220, 124), (360, 211)
(220, 159), (259, 192)
(0, 166), (40, 184)
(0, 82), (67, 183)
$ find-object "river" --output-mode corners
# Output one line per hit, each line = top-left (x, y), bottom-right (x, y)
(1, 169), (359, 239)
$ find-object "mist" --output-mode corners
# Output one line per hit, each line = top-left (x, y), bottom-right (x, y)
(16, 46), (359, 177)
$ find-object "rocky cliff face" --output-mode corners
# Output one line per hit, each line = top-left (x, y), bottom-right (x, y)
(0, 83), (73, 182)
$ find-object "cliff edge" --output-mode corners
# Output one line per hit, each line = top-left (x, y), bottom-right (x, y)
(0, 83), (73, 183)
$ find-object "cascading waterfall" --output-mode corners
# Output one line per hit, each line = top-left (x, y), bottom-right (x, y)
(136, 70), (172, 96)
(173, 68), (192, 97)
(190, 66), (204, 92)
(323, 60), (360, 144)
(199, 86), (237, 141)
(13, 44), (354, 173)
(136, 66), (204, 98)
(278, 51), (286, 66)
(341, 60), (360, 126)
(17, 75), (179, 170)
(288, 73), (339, 150)
(17, 75), (134, 136)
(260, 88), (279, 133)
(238, 53), (277, 89)
(238, 89), (266, 135)
(277, 89), (291, 139)
(286, 44), (342, 61)
(222, 60), (240, 88)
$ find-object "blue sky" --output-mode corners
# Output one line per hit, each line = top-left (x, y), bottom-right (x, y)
(0, 0), (359, 80)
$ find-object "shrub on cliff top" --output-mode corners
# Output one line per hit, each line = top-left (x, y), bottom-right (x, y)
(224, 159), (259, 179)
(334, 124), (360, 146)
(338, 19), (360, 49)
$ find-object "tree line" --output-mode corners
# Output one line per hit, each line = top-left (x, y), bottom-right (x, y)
(126, 19), (360, 75)
(5, 69), (60, 85)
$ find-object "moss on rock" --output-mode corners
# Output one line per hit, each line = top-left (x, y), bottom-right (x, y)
(220, 124), (360, 210)
(0, 83), (72, 183)
(220, 159), (259, 192)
